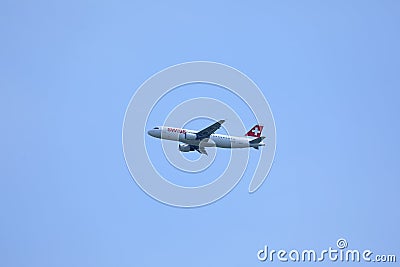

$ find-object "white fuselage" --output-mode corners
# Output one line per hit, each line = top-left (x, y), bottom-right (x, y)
(147, 126), (264, 149)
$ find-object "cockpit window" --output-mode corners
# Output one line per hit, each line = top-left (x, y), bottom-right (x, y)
(153, 127), (159, 129)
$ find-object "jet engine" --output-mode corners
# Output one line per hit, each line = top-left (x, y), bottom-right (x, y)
(179, 144), (194, 152)
(184, 132), (197, 140)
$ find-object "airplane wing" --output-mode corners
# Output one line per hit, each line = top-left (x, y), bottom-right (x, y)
(196, 119), (225, 140)
(195, 146), (208, 155)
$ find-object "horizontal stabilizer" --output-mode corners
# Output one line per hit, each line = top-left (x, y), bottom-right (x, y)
(249, 136), (265, 144)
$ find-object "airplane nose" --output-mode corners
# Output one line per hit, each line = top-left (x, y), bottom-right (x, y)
(148, 129), (161, 138)
(147, 130), (155, 137)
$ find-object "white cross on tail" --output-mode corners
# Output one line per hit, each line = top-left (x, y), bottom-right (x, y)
(252, 127), (260, 135)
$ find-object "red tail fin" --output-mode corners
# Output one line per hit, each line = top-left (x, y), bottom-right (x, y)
(245, 125), (264, 137)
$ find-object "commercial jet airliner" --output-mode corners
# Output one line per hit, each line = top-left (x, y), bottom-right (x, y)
(147, 120), (265, 155)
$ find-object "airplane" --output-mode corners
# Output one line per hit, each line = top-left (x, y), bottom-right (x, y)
(147, 120), (265, 155)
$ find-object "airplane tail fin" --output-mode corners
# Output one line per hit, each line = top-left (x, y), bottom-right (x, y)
(245, 125), (264, 137)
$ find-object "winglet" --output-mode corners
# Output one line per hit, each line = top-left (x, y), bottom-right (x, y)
(218, 119), (225, 124)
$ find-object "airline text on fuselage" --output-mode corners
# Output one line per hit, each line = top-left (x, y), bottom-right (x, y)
(167, 127), (187, 134)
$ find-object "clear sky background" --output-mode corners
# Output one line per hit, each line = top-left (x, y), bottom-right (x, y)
(1, 1), (399, 266)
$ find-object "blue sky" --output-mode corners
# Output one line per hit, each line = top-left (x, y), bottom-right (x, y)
(1, 1), (399, 266)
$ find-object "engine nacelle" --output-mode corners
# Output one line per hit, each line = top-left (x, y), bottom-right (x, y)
(179, 144), (194, 152)
(184, 132), (197, 140)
